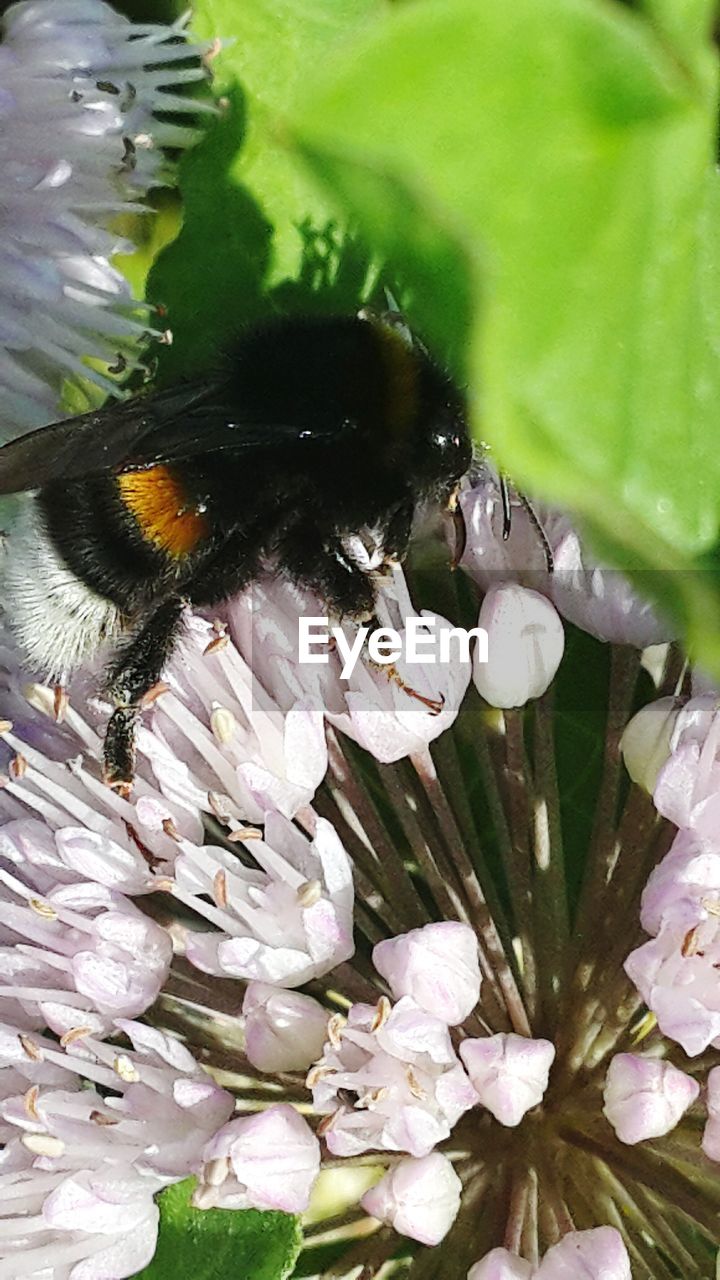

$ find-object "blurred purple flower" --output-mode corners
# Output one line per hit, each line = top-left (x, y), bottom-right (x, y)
(0, 0), (212, 438)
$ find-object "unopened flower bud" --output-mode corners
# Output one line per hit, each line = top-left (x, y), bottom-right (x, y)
(243, 982), (329, 1073)
(460, 1033), (555, 1127)
(535, 1226), (631, 1278)
(620, 698), (680, 794)
(360, 1152), (461, 1245)
(474, 586), (564, 709)
(603, 1053), (699, 1145)
(373, 922), (481, 1026)
(467, 1249), (533, 1279)
(200, 1104), (320, 1213)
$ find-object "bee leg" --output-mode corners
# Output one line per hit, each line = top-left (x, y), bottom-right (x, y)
(318, 560), (377, 622)
(283, 524), (378, 621)
(103, 597), (184, 794)
(381, 501), (414, 568)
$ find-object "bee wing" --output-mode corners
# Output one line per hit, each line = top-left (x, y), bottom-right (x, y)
(0, 380), (345, 495)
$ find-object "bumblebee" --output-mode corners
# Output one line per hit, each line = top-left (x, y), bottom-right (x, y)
(0, 310), (471, 791)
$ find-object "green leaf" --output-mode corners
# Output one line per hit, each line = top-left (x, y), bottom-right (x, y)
(639, 0), (718, 64)
(292, 0), (720, 550)
(148, 0), (386, 382)
(135, 1181), (302, 1280)
(286, 0), (720, 667)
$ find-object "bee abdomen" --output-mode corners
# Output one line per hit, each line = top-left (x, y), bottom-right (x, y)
(3, 498), (121, 682)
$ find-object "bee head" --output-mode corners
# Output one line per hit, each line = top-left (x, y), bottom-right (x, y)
(360, 308), (472, 501)
(405, 346), (472, 502)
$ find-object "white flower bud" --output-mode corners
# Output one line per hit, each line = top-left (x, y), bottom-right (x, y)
(373, 922), (481, 1026)
(474, 586), (564, 709)
(200, 1105), (321, 1214)
(467, 1250), (533, 1280)
(535, 1226), (631, 1278)
(243, 982), (329, 1073)
(460, 1033), (555, 1127)
(620, 697), (680, 794)
(360, 1152), (462, 1245)
(603, 1053), (699, 1145)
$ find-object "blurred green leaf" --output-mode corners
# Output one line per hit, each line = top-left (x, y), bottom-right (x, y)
(148, 0), (386, 381)
(135, 1181), (302, 1280)
(288, 0), (720, 663)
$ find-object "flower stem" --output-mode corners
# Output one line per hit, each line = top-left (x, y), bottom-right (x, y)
(531, 689), (568, 1037)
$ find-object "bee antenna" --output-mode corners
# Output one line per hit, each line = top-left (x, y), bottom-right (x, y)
(518, 492), (554, 574)
(499, 475), (513, 541)
(499, 475), (554, 573)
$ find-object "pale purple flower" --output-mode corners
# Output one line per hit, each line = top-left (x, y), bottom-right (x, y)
(141, 612), (328, 823)
(638, 827), (720, 937)
(474, 585), (564, 709)
(228, 569), (471, 765)
(534, 1227), (631, 1278)
(468, 1228), (631, 1280)
(603, 1053), (699, 1144)
(0, 1164), (161, 1280)
(467, 1251), (533, 1280)
(196, 1104), (320, 1213)
(175, 810), (355, 988)
(243, 981), (329, 1073)
(310, 995), (478, 1158)
(0, 820), (171, 1038)
(624, 912), (720, 1056)
(0, 0), (212, 438)
(360, 1152), (462, 1246)
(0, 643), (202, 888)
(652, 695), (720, 839)
(459, 1033), (555, 1127)
(701, 1065), (720, 1161)
(625, 836), (720, 1057)
(459, 473), (671, 648)
(620, 697), (680, 794)
(0, 1017), (234, 1277)
(373, 922), (481, 1026)
(547, 529), (672, 651)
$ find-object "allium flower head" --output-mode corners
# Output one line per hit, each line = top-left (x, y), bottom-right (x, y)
(2, 469), (718, 1277)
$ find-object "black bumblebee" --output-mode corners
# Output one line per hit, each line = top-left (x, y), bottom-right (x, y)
(0, 310), (471, 791)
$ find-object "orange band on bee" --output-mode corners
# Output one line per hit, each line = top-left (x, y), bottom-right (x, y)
(117, 465), (208, 557)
